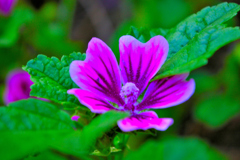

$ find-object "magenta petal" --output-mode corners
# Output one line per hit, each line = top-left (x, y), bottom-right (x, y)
(137, 73), (195, 111)
(68, 89), (118, 113)
(69, 38), (124, 105)
(71, 115), (80, 121)
(118, 111), (173, 132)
(119, 35), (169, 94)
(0, 0), (16, 15)
(3, 70), (33, 105)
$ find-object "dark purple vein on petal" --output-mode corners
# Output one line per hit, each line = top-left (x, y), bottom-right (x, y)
(85, 96), (115, 109)
(135, 53), (143, 82)
(85, 73), (110, 93)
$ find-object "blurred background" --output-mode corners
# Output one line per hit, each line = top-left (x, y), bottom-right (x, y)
(0, 0), (240, 159)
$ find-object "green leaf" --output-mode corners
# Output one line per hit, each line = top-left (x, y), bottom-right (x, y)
(128, 2), (240, 80)
(154, 26), (240, 80)
(23, 52), (86, 107)
(164, 2), (240, 59)
(0, 131), (72, 160)
(124, 137), (227, 160)
(129, 2), (240, 56)
(0, 98), (75, 130)
(0, 102), (127, 159)
(0, 99), (76, 160)
(194, 95), (240, 128)
(53, 111), (129, 156)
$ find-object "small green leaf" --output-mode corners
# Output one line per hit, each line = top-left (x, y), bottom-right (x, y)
(113, 133), (130, 149)
(0, 98), (75, 130)
(91, 147), (122, 156)
(95, 134), (111, 155)
(80, 111), (129, 152)
(194, 95), (240, 128)
(124, 137), (227, 160)
(23, 52), (86, 107)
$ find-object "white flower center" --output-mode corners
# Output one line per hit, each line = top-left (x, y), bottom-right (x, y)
(120, 82), (139, 104)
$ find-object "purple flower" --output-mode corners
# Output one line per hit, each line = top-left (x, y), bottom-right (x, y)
(0, 0), (17, 15)
(3, 70), (33, 105)
(71, 115), (80, 121)
(68, 36), (195, 132)
(3, 69), (47, 105)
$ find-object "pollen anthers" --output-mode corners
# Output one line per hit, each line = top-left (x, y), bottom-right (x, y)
(120, 82), (139, 104)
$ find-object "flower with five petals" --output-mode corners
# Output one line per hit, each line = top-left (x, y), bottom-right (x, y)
(68, 35), (195, 132)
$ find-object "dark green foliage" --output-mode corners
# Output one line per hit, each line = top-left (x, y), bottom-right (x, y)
(193, 50), (240, 128)
(124, 137), (227, 160)
(194, 95), (240, 127)
(0, 6), (33, 47)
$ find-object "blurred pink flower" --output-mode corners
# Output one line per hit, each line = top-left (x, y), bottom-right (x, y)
(68, 36), (195, 132)
(4, 70), (33, 104)
(71, 115), (80, 121)
(3, 69), (46, 105)
(0, 0), (17, 15)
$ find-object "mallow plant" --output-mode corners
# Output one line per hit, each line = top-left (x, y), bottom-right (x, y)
(1, 2), (240, 160)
